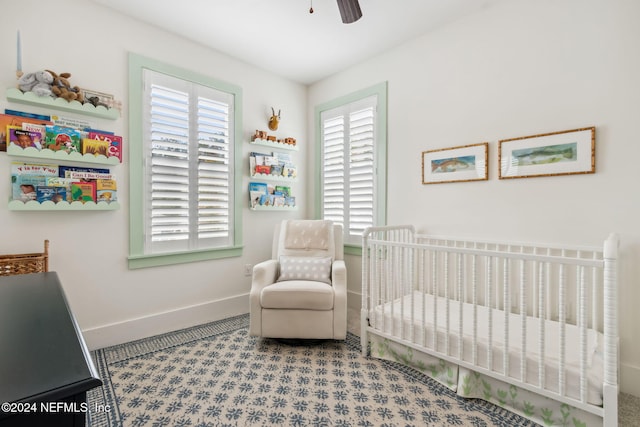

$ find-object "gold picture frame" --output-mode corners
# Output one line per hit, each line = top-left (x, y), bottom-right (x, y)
(422, 142), (488, 184)
(499, 127), (595, 179)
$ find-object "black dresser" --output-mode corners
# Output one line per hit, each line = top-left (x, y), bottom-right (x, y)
(0, 272), (102, 426)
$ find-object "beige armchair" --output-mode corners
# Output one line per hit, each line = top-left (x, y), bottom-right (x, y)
(249, 220), (347, 340)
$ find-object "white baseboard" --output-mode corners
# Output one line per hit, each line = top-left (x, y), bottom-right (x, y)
(83, 294), (249, 350)
(621, 363), (640, 397)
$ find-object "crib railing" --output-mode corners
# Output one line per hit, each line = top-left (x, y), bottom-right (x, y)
(361, 225), (619, 425)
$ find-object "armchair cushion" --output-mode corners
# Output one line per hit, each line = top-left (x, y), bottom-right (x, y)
(260, 281), (334, 310)
(277, 256), (332, 284)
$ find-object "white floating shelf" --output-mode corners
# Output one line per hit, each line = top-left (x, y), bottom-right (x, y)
(7, 145), (120, 165)
(8, 200), (120, 211)
(250, 138), (298, 151)
(6, 88), (120, 120)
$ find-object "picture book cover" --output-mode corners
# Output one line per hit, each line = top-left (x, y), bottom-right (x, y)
(270, 164), (283, 176)
(21, 122), (47, 139)
(255, 164), (271, 175)
(275, 186), (291, 197)
(8, 127), (42, 150)
(44, 125), (81, 153)
(11, 162), (59, 176)
(58, 166), (109, 179)
(0, 114), (52, 152)
(81, 138), (110, 156)
(36, 186), (67, 203)
(249, 182), (268, 208)
(88, 131), (123, 161)
(11, 175), (47, 202)
(4, 109), (50, 121)
(96, 179), (117, 202)
(70, 181), (97, 203)
(45, 177), (73, 189)
(282, 165), (297, 179)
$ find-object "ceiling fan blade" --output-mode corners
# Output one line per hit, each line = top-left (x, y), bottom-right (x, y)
(336, 0), (363, 24)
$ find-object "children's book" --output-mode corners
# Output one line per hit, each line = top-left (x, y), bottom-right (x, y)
(0, 114), (52, 152)
(70, 181), (97, 203)
(58, 166), (109, 179)
(11, 175), (46, 202)
(275, 186), (291, 197)
(4, 109), (50, 121)
(96, 179), (117, 202)
(44, 125), (81, 153)
(65, 171), (114, 181)
(82, 138), (110, 156)
(36, 186), (67, 203)
(88, 131), (123, 161)
(249, 182), (268, 208)
(46, 176), (73, 187)
(11, 162), (59, 176)
(8, 127), (42, 150)
(282, 165), (297, 179)
(255, 165), (271, 175)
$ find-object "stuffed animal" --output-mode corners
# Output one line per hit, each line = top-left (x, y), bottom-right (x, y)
(46, 70), (84, 103)
(17, 70), (54, 97)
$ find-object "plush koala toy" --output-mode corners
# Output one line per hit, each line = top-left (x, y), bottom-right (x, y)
(17, 70), (54, 97)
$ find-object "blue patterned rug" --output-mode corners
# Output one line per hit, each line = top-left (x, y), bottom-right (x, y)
(88, 314), (537, 426)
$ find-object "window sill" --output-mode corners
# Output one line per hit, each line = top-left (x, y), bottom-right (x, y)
(128, 246), (243, 269)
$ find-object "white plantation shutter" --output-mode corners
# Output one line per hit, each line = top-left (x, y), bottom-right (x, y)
(321, 95), (377, 245)
(144, 69), (233, 253)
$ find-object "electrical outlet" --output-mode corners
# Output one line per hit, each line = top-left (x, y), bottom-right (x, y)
(244, 264), (253, 277)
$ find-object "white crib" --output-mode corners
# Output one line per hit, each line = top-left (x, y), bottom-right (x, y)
(361, 225), (619, 426)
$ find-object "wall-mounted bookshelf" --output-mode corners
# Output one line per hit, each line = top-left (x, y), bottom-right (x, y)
(8, 200), (120, 211)
(7, 145), (120, 166)
(6, 88), (119, 120)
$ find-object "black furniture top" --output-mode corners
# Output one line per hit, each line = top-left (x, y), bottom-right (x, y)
(0, 272), (102, 421)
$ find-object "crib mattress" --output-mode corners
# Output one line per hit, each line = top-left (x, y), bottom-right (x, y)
(369, 290), (604, 405)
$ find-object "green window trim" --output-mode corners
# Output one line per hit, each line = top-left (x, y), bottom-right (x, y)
(314, 81), (388, 250)
(128, 53), (243, 269)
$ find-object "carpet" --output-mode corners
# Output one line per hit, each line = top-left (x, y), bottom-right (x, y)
(88, 314), (538, 426)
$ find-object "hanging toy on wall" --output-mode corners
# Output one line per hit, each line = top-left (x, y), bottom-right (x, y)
(268, 107), (281, 131)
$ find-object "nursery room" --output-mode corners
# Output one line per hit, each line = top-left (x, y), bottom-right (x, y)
(0, 0), (638, 426)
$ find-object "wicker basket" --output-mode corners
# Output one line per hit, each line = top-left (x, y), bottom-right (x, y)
(0, 240), (49, 276)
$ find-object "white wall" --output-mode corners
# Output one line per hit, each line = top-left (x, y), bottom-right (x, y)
(308, 0), (640, 396)
(0, 0), (308, 348)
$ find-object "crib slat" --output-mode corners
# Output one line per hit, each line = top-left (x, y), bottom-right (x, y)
(503, 258), (510, 376)
(558, 263), (566, 396)
(486, 256), (493, 371)
(472, 254), (478, 365)
(579, 265), (587, 403)
(458, 253), (464, 360)
(432, 251), (437, 350)
(538, 262), (546, 389)
(520, 259), (527, 383)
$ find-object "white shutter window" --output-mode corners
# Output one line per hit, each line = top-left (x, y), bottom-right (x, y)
(321, 95), (377, 245)
(143, 69), (234, 254)
(322, 115), (345, 227)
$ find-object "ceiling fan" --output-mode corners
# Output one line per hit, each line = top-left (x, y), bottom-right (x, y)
(309, 0), (363, 24)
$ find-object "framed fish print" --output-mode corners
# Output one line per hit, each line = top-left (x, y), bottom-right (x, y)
(499, 127), (595, 179)
(422, 142), (488, 184)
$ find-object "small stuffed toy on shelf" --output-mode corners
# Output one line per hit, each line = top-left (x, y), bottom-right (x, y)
(17, 70), (54, 97)
(47, 70), (84, 103)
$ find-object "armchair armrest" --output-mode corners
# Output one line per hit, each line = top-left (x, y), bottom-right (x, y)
(252, 259), (279, 290)
(331, 259), (347, 339)
(249, 259), (279, 337)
